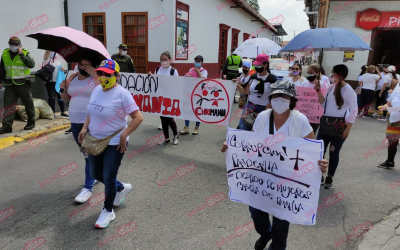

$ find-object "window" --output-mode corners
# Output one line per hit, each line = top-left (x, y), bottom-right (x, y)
(219, 24), (231, 71)
(243, 33), (250, 42)
(82, 13), (106, 47)
(122, 12), (148, 73)
(176, 2), (189, 60)
(231, 28), (240, 49)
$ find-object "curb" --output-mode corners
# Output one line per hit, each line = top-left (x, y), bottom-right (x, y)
(0, 124), (70, 150)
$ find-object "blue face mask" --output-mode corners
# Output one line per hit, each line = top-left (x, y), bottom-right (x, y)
(194, 62), (201, 68)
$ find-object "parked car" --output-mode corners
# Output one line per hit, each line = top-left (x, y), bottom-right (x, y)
(269, 58), (291, 81)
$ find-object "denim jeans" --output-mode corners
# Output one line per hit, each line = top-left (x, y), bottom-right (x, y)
(88, 144), (126, 212)
(238, 103), (267, 131)
(71, 123), (96, 191)
(317, 131), (346, 177)
(185, 120), (200, 127)
(249, 206), (290, 250)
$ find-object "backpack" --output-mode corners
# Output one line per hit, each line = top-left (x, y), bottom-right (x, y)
(185, 67), (205, 77)
(35, 55), (56, 83)
(156, 66), (176, 76)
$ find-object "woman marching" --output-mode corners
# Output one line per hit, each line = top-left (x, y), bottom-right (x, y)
(235, 54), (277, 131)
(78, 59), (143, 228)
(359, 65), (381, 117)
(60, 51), (100, 203)
(315, 64), (358, 188)
(221, 80), (328, 250)
(148, 51), (179, 145)
(288, 62), (304, 87)
(356, 65), (367, 107)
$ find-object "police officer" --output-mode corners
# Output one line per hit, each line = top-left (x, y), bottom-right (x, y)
(111, 44), (136, 73)
(0, 37), (35, 134)
(222, 47), (242, 80)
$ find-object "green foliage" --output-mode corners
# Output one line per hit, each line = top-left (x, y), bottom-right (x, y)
(247, 0), (260, 12)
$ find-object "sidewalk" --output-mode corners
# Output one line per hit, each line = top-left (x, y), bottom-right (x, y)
(0, 113), (70, 150)
(357, 208), (400, 250)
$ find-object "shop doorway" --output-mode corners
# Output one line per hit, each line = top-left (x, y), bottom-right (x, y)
(371, 28), (400, 71)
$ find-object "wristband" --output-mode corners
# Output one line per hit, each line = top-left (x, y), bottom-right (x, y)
(315, 88), (320, 92)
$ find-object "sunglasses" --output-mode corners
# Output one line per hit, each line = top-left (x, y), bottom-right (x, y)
(96, 71), (112, 77)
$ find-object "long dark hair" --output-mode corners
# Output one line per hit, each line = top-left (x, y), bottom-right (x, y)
(359, 65), (367, 76)
(333, 64), (349, 109)
(292, 63), (302, 76)
(262, 61), (271, 74)
(392, 71), (398, 80)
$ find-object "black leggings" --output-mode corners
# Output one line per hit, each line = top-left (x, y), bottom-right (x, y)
(160, 116), (178, 140)
(310, 123), (319, 134)
(358, 88), (374, 116)
(45, 81), (65, 113)
(387, 136), (400, 162)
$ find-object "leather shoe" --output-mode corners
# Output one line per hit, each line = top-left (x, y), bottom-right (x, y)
(0, 127), (12, 135)
(24, 123), (35, 130)
(254, 235), (272, 250)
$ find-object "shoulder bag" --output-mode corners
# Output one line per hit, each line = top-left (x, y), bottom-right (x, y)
(319, 87), (347, 138)
(81, 128), (124, 156)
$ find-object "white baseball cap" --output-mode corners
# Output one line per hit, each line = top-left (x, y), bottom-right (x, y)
(388, 66), (396, 72)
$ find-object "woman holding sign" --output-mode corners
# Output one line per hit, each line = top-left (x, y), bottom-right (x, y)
(315, 64), (357, 189)
(221, 80), (328, 250)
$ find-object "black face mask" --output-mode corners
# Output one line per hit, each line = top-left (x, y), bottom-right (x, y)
(255, 66), (264, 73)
(79, 68), (90, 76)
(306, 74), (317, 82)
(242, 69), (249, 74)
(384, 71), (389, 73)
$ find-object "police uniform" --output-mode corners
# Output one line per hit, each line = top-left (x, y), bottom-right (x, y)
(0, 37), (35, 133)
(223, 53), (243, 80)
(111, 44), (136, 73)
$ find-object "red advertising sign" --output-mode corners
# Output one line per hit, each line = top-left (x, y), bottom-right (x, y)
(356, 10), (400, 29)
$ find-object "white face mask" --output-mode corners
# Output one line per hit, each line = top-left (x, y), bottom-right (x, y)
(271, 97), (290, 114)
(162, 61), (170, 68)
(9, 45), (18, 53)
(121, 51), (127, 56)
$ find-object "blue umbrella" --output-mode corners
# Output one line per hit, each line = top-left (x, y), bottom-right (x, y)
(279, 28), (372, 52)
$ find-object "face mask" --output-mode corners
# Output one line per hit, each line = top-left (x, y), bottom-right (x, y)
(97, 76), (117, 89)
(79, 68), (90, 76)
(306, 74), (317, 82)
(194, 62), (201, 68)
(292, 71), (300, 76)
(162, 61), (170, 68)
(384, 70), (389, 73)
(271, 97), (290, 114)
(121, 51), (127, 56)
(9, 45), (18, 53)
(242, 69), (249, 74)
(255, 66), (264, 73)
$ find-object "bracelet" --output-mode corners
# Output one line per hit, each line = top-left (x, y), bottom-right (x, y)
(315, 88), (320, 92)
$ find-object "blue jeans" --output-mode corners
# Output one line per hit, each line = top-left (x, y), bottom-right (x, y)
(88, 144), (125, 212)
(185, 120), (200, 127)
(71, 123), (96, 191)
(317, 131), (346, 177)
(249, 206), (290, 250)
(238, 103), (267, 131)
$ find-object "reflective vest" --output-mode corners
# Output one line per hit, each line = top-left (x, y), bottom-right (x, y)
(227, 55), (241, 75)
(2, 48), (30, 85)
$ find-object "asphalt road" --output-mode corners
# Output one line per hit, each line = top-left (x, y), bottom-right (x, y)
(0, 108), (398, 250)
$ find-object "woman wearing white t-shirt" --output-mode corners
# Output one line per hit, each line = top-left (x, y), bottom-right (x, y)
(373, 65), (390, 118)
(378, 87), (400, 168)
(221, 80), (328, 250)
(356, 65), (367, 107)
(148, 51), (179, 145)
(359, 65), (381, 117)
(315, 64), (358, 189)
(288, 63), (303, 87)
(236, 54), (277, 131)
(60, 52), (100, 204)
(78, 59), (143, 228)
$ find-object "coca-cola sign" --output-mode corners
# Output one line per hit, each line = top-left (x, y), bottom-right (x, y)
(358, 8), (382, 30)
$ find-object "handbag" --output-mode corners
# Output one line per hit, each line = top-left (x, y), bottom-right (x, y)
(319, 87), (347, 138)
(241, 98), (257, 127)
(35, 59), (55, 83)
(81, 128), (124, 156)
(238, 95), (247, 108)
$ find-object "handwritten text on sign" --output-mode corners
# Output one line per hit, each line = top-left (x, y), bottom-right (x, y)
(226, 129), (323, 225)
(119, 73), (236, 124)
(295, 87), (326, 124)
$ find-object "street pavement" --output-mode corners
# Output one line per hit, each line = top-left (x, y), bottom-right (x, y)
(0, 106), (400, 250)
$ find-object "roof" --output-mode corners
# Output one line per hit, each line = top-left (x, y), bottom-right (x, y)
(229, 0), (278, 34)
(273, 24), (288, 36)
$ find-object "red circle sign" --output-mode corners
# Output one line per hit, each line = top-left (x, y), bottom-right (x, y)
(358, 8), (382, 30)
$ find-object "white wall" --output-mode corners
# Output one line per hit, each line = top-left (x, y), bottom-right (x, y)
(0, 0), (66, 71)
(325, 1), (397, 81)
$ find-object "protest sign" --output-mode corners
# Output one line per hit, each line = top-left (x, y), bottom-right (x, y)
(295, 86), (326, 124)
(225, 128), (323, 225)
(119, 73), (236, 125)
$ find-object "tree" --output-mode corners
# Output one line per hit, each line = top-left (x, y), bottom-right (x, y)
(247, 0), (260, 12)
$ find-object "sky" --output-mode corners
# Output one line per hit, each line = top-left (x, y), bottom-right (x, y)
(259, 0), (310, 41)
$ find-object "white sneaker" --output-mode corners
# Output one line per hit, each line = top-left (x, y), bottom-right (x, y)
(75, 188), (92, 203)
(372, 113), (379, 117)
(94, 180), (99, 185)
(173, 136), (179, 145)
(95, 207), (115, 228)
(158, 124), (162, 130)
(113, 183), (132, 206)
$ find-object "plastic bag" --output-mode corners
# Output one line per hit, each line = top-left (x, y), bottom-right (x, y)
(55, 65), (66, 93)
(16, 106), (40, 121)
(33, 98), (54, 119)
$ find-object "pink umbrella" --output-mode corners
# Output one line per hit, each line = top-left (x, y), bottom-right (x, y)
(27, 26), (110, 62)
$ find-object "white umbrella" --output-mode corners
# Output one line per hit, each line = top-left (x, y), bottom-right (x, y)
(233, 38), (281, 58)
